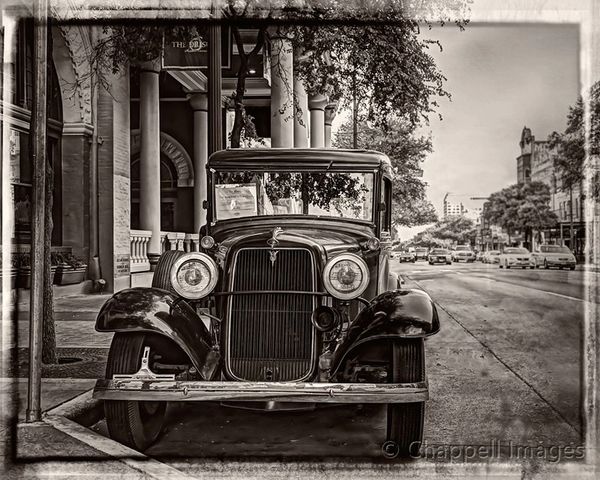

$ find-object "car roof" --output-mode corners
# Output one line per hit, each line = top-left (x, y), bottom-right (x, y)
(208, 148), (393, 177)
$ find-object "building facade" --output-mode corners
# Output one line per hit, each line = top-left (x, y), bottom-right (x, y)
(1, 10), (337, 293)
(517, 126), (585, 255)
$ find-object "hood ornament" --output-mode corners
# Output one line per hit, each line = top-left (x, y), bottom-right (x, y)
(267, 227), (283, 267)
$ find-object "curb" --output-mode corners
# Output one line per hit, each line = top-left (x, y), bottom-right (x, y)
(44, 388), (104, 427)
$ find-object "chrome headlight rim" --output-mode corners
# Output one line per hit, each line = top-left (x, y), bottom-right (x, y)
(170, 252), (219, 300)
(323, 253), (369, 300)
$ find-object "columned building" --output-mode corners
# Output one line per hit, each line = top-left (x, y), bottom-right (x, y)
(1, 13), (336, 293)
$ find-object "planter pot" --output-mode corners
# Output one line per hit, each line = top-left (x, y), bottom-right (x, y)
(54, 265), (87, 285)
(17, 266), (58, 289)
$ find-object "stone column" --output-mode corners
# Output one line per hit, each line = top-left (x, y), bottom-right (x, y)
(61, 122), (93, 260)
(139, 59), (162, 257)
(97, 67), (131, 292)
(308, 94), (328, 148)
(324, 104), (337, 148)
(188, 93), (208, 232)
(270, 31), (294, 148)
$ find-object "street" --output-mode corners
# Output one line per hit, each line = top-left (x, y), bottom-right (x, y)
(88, 261), (590, 466)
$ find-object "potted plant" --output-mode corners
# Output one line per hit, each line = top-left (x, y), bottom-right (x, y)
(14, 253), (31, 289)
(54, 253), (87, 285)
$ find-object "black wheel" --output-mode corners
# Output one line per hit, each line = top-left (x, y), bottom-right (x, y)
(152, 250), (186, 293)
(385, 339), (425, 458)
(105, 333), (168, 451)
(570, 266), (576, 270)
(544, 260), (549, 270)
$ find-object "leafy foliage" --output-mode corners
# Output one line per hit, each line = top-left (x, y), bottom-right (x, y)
(548, 81), (600, 198)
(483, 182), (558, 245)
(87, 1), (470, 145)
(334, 115), (438, 227)
(411, 215), (476, 247)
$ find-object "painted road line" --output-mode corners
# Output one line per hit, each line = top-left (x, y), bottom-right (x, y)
(44, 415), (194, 479)
(471, 274), (592, 303)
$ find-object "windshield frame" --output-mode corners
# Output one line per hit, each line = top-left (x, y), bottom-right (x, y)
(207, 167), (381, 230)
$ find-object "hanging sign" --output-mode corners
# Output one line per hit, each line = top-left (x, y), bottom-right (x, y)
(162, 26), (231, 70)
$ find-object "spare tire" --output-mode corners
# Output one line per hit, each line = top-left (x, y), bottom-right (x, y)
(152, 250), (186, 293)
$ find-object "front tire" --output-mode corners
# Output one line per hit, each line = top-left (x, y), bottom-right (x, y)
(386, 339), (425, 458)
(105, 333), (167, 451)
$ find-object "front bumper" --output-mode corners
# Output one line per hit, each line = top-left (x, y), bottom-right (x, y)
(93, 379), (429, 403)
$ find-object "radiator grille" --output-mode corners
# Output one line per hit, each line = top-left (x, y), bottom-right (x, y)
(227, 248), (315, 381)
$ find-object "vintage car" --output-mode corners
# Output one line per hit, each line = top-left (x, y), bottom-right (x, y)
(451, 245), (475, 262)
(93, 149), (440, 458)
(398, 250), (416, 263)
(428, 248), (452, 265)
(498, 247), (534, 269)
(531, 244), (576, 270)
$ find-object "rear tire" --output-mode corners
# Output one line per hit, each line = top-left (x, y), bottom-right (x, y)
(385, 339), (425, 458)
(104, 333), (167, 451)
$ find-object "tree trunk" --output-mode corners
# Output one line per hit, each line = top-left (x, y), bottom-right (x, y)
(230, 63), (247, 148)
(42, 155), (56, 364)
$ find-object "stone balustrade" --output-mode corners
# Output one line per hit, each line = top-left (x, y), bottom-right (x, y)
(131, 230), (197, 273)
(130, 229), (152, 272)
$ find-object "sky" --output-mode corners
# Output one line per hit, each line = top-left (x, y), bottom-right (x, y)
(337, 21), (581, 241)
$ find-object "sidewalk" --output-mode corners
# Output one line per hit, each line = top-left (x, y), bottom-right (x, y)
(1, 291), (186, 478)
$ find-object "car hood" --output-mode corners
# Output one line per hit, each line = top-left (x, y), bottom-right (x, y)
(211, 219), (376, 261)
(541, 252), (574, 258)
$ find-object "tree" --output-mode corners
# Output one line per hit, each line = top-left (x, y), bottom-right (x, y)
(411, 216), (476, 247)
(334, 116), (438, 227)
(548, 81), (600, 198)
(483, 182), (558, 248)
(86, 1), (470, 146)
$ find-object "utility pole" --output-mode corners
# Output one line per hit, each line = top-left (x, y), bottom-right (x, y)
(352, 72), (358, 149)
(569, 185), (574, 252)
(26, 0), (48, 423)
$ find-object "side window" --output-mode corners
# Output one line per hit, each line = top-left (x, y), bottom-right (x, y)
(380, 178), (392, 233)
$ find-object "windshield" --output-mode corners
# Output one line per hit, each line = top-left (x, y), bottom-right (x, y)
(430, 249), (448, 254)
(415, 248), (428, 252)
(504, 248), (529, 254)
(540, 246), (571, 253)
(455, 246), (471, 251)
(213, 170), (374, 221)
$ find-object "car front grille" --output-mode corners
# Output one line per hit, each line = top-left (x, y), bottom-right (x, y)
(226, 248), (316, 382)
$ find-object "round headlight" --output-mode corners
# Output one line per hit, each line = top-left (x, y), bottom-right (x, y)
(323, 253), (369, 300)
(170, 253), (218, 300)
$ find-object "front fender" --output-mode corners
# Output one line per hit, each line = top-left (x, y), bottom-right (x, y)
(331, 289), (439, 376)
(95, 287), (218, 380)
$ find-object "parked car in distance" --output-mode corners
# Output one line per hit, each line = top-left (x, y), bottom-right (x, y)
(398, 250), (416, 263)
(498, 247), (534, 269)
(414, 247), (429, 261)
(428, 248), (452, 265)
(482, 250), (501, 264)
(92, 148), (440, 458)
(531, 245), (576, 270)
(451, 245), (475, 263)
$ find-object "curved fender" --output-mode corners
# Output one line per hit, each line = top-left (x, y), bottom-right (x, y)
(331, 289), (439, 375)
(95, 287), (218, 380)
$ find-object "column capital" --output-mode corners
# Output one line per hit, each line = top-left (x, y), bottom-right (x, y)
(140, 58), (161, 73)
(187, 92), (208, 111)
(308, 94), (328, 111)
(324, 103), (337, 126)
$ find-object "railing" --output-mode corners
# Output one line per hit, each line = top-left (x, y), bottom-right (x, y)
(130, 230), (152, 273)
(131, 231), (200, 273)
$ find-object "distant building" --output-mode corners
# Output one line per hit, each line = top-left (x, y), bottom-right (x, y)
(443, 194), (465, 218)
(516, 126), (585, 255)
